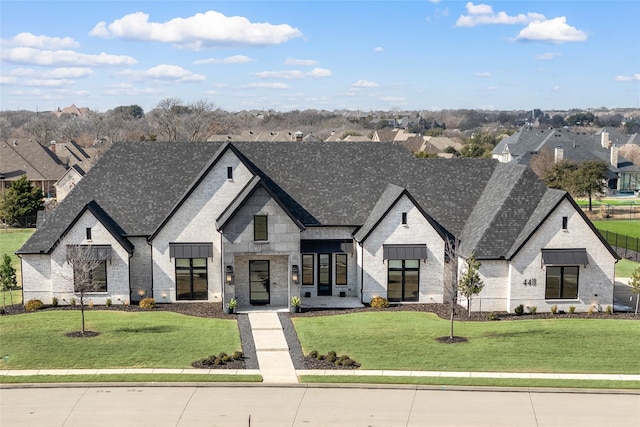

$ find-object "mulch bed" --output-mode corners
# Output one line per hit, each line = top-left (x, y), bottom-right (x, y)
(303, 356), (361, 370)
(2, 302), (637, 320)
(65, 331), (101, 338)
(191, 359), (246, 370)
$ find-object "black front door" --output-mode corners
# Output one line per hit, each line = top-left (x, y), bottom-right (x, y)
(317, 253), (332, 296)
(249, 260), (270, 304)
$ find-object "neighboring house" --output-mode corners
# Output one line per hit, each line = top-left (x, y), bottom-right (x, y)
(49, 140), (98, 172)
(493, 127), (640, 194)
(18, 141), (618, 313)
(54, 165), (85, 202)
(0, 139), (67, 198)
(209, 130), (310, 142)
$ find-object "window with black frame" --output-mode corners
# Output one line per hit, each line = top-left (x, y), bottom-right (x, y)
(387, 259), (419, 302)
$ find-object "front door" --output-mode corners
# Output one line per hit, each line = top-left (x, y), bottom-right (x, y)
(317, 253), (332, 296)
(249, 260), (270, 304)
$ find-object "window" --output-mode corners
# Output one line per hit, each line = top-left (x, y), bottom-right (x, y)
(545, 266), (579, 299)
(562, 216), (568, 230)
(254, 215), (268, 241)
(73, 261), (107, 292)
(335, 254), (347, 286)
(302, 254), (314, 286)
(402, 212), (407, 225)
(318, 254), (332, 296)
(176, 258), (208, 300)
(86, 227), (92, 240)
(388, 259), (419, 302)
(227, 166), (233, 180)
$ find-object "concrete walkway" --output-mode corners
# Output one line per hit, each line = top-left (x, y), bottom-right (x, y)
(247, 311), (298, 384)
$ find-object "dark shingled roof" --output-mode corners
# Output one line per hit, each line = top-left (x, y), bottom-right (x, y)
(18, 141), (577, 260)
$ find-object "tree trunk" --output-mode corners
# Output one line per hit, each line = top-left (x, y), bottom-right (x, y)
(80, 294), (86, 334)
(467, 296), (471, 316)
(635, 294), (639, 315)
(588, 192), (593, 212)
(449, 303), (455, 341)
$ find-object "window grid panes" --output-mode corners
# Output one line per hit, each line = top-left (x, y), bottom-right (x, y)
(545, 266), (579, 299)
(302, 254), (314, 286)
(176, 258), (208, 300)
(336, 254), (347, 286)
(254, 215), (268, 241)
(387, 259), (419, 302)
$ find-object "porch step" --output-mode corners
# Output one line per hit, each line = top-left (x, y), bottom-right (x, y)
(247, 312), (298, 384)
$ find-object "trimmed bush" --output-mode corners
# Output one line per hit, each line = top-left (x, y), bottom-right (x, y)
(487, 312), (499, 321)
(232, 351), (243, 360)
(51, 297), (58, 307)
(569, 305), (576, 314)
(550, 304), (558, 314)
(106, 298), (112, 307)
(69, 297), (77, 306)
(370, 296), (389, 309)
(529, 306), (537, 315)
(139, 297), (155, 310)
(587, 304), (596, 315)
(606, 305), (613, 315)
(24, 299), (44, 312)
(308, 350), (319, 359)
(514, 304), (524, 315)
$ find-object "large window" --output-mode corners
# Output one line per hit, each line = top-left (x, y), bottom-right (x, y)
(254, 215), (268, 241)
(545, 266), (579, 299)
(302, 254), (314, 286)
(73, 261), (107, 292)
(176, 258), (208, 300)
(318, 253), (332, 296)
(388, 260), (419, 302)
(335, 254), (347, 286)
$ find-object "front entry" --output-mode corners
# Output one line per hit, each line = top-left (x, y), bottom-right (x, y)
(249, 260), (270, 304)
(317, 253), (332, 296)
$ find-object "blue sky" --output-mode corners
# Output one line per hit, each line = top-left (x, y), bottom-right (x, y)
(1, 1), (638, 113)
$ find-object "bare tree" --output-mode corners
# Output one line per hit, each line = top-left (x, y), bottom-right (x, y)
(24, 114), (58, 145)
(443, 235), (460, 342)
(66, 245), (107, 334)
(529, 146), (555, 180)
(151, 97), (184, 141)
(184, 99), (215, 142)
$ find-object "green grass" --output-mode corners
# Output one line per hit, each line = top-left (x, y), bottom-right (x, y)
(293, 312), (640, 374)
(593, 220), (640, 239)
(0, 374), (262, 384)
(300, 376), (640, 389)
(617, 259), (640, 278)
(0, 311), (241, 369)
(0, 228), (35, 268)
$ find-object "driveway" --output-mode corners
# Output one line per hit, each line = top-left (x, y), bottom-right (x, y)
(614, 279), (638, 313)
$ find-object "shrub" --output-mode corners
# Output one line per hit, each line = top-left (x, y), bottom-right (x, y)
(51, 297), (58, 307)
(106, 298), (112, 307)
(25, 299), (44, 311)
(587, 304), (596, 315)
(88, 300), (94, 308)
(569, 305), (576, 314)
(514, 304), (524, 315)
(232, 351), (243, 360)
(308, 350), (319, 359)
(529, 306), (537, 315)
(606, 305), (613, 315)
(69, 297), (77, 306)
(550, 304), (558, 315)
(221, 355), (231, 363)
(327, 351), (337, 358)
(218, 352), (228, 359)
(139, 297), (155, 310)
(370, 296), (389, 309)
(326, 353), (337, 363)
(487, 312), (499, 321)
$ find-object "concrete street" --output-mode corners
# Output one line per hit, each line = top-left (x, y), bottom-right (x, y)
(2, 385), (639, 427)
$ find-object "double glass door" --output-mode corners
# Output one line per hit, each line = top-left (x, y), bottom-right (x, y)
(249, 260), (270, 304)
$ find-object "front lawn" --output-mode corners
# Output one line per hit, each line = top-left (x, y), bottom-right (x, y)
(293, 312), (640, 374)
(0, 311), (241, 369)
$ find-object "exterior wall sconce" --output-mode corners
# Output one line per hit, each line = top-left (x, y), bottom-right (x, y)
(291, 265), (299, 284)
(137, 289), (146, 297)
(226, 266), (234, 284)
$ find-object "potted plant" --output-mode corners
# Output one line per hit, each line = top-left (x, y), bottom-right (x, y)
(290, 296), (301, 313)
(225, 298), (238, 314)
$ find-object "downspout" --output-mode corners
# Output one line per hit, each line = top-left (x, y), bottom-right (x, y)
(148, 238), (154, 303)
(359, 242), (364, 305)
(220, 231), (225, 305)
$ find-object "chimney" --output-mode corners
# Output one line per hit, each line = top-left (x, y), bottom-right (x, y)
(554, 146), (564, 163)
(611, 144), (619, 168)
(601, 130), (610, 148)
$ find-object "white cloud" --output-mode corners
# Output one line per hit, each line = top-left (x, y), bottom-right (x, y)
(193, 55), (253, 65)
(42, 67), (93, 79)
(24, 79), (73, 87)
(255, 68), (332, 79)
(4, 32), (79, 49)
(427, 0), (441, 4)
(307, 68), (332, 78)
(9, 67), (36, 77)
(90, 11), (302, 49)
(373, 46), (384, 53)
(381, 96), (406, 102)
(238, 82), (289, 89)
(120, 64), (206, 82)
(0, 76), (18, 85)
(285, 58), (318, 66)
(535, 52), (562, 60)
(104, 83), (163, 96)
(456, 2), (545, 27)
(254, 70), (305, 79)
(474, 72), (491, 78)
(517, 17), (587, 43)
(352, 80), (379, 88)
(552, 85), (563, 92)
(614, 74), (640, 82)
(1, 47), (136, 66)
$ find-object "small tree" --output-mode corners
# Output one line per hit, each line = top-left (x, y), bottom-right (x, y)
(66, 245), (106, 334)
(572, 160), (609, 212)
(629, 266), (640, 315)
(458, 257), (484, 316)
(0, 254), (18, 312)
(0, 176), (44, 226)
(443, 236), (461, 341)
